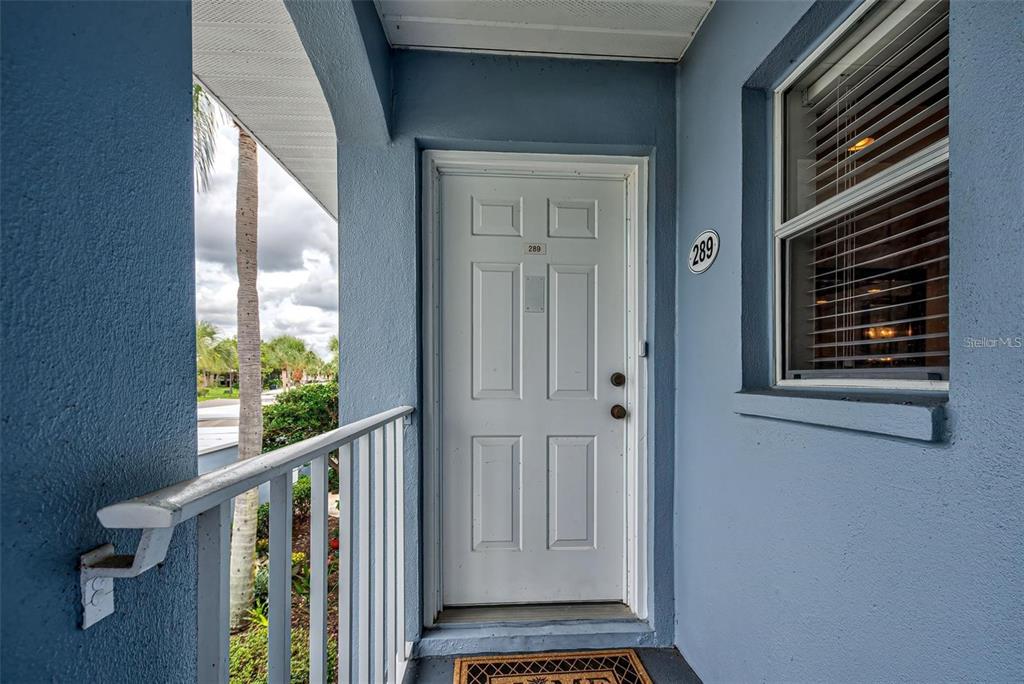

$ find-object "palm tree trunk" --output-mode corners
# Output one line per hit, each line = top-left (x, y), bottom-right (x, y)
(228, 129), (261, 628)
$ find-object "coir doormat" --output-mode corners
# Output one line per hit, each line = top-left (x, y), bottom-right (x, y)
(453, 649), (653, 684)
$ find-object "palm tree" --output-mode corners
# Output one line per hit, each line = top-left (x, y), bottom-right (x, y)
(193, 84), (262, 627)
(227, 127), (262, 628)
(328, 334), (339, 380)
(193, 83), (220, 192)
(264, 335), (310, 389)
(194, 86), (222, 394)
(214, 337), (238, 391)
(196, 320), (220, 388)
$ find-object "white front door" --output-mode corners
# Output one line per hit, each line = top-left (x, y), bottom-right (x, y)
(439, 166), (629, 606)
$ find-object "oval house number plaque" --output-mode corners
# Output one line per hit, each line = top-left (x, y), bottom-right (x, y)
(688, 229), (719, 274)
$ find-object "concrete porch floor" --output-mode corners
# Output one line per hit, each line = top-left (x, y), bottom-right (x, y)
(403, 647), (702, 683)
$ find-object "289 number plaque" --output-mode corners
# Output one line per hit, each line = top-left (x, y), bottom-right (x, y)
(688, 229), (719, 274)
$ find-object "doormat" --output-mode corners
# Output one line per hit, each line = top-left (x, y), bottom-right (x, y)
(453, 649), (653, 684)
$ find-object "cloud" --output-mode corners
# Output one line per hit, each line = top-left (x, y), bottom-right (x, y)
(195, 113), (337, 357)
(291, 279), (338, 311)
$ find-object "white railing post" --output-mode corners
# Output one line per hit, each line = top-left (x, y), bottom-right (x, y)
(394, 417), (407, 678)
(356, 434), (371, 682)
(309, 454), (329, 683)
(372, 427), (386, 682)
(336, 442), (354, 684)
(268, 473), (293, 683)
(384, 421), (397, 683)
(87, 405), (413, 684)
(197, 501), (230, 684)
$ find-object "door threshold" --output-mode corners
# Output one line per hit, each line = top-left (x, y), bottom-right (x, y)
(415, 607), (655, 658)
(435, 602), (634, 626)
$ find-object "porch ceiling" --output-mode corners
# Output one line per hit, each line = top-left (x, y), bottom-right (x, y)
(373, 0), (715, 62)
(193, 0), (337, 219)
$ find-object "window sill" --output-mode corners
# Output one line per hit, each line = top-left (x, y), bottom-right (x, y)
(733, 388), (947, 442)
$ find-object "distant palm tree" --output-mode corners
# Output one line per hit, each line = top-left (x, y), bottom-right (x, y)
(328, 334), (339, 379)
(228, 127), (262, 628)
(196, 320), (218, 386)
(196, 321), (239, 391)
(264, 335), (313, 389)
(214, 337), (238, 391)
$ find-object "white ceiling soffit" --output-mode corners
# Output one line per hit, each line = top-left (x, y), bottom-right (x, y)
(374, 0), (715, 62)
(193, 0), (337, 219)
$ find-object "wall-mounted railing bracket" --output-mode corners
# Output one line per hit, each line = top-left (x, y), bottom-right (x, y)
(79, 527), (174, 629)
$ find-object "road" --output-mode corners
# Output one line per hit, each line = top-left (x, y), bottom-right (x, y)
(197, 389), (283, 425)
(197, 389), (283, 454)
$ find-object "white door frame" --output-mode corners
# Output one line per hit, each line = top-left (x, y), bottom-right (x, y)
(421, 150), (649, 627)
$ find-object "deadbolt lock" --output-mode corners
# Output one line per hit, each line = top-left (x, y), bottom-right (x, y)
(610, 404), (627, 420)
(610, 372), (626, 387)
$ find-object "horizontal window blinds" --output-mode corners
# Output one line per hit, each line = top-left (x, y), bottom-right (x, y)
(785, 167), (949, 379)
(784, 0), (949, 220)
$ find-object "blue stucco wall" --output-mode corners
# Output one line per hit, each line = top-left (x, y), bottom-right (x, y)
(407, 51), (679, 652)
(1, 2), (198, 681)
(286, 0), (392, 144)
(354, 51), (678, 653)
(285, 8), (682, 648)
(674, 1), (1023, 681)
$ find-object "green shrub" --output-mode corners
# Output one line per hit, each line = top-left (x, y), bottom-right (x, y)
(230, 625), (338, 683)
(292, 475), (311, 513)
(246, 600), (269, 628)
(255, 475), (313, 542)
(262, 382), (339, 452)
(261, 382), (342, 504)
(253, 563), (269, 606)
(256, 502), (270, 540)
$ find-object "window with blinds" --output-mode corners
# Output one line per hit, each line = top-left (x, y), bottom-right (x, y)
(777, 0), (950, 384)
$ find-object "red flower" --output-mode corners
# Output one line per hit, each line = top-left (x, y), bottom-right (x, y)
(329, 538), (340, 550)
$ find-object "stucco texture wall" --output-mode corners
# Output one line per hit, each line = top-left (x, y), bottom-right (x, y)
(343, 51), (678, 649)
(392, 51), (679, 648)
(285, 11), (682, 644)
(674, 1), (1023, 681)
(1, 2), (198, 680)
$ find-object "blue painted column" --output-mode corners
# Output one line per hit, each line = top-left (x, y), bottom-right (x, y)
(1, 2), (198, 680)
(336, 139), (423, 644)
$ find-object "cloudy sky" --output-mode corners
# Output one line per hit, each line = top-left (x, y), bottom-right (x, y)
(195, 117), (337, 357)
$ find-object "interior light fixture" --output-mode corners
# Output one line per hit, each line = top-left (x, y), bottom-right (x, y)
(865, 326), (896, 340)
(847, 136), (876, 152)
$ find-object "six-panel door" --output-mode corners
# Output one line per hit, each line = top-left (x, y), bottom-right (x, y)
(440, 172), (627, 605)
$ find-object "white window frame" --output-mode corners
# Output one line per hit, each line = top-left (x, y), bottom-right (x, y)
(771, 0), (950, 392)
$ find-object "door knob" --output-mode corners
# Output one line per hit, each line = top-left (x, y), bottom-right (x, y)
(610, 404), (627, 420)
(610, 372), (626, 387)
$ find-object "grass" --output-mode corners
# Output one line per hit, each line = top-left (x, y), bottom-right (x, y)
(197, 386), (239, 401)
